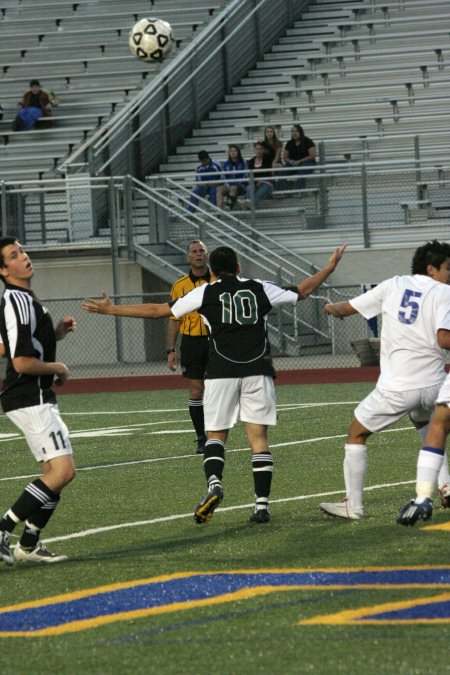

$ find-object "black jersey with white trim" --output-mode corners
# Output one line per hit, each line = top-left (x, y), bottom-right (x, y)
(170, 275), (299, 378)
(0, 283), (57, 412)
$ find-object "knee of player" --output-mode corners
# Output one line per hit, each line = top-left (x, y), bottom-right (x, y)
(60, 463), (76, 487)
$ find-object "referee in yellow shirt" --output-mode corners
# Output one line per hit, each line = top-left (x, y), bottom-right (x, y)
(167, 240), (213, 454)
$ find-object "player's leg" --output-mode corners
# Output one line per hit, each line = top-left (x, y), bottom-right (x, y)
(1, 404), (75, 564)
(194, 379), (239, 524)
(240, 375), (277, 523)
(188, 378), (206, 453)
(411, 382), (450, 509)
(320, 386), (410, 520)
(412, 415), (450, 507)
(246, 423), (272, 523)
(397, 384), (447, 525)
(398, 403), (450, 525)
(319, 416), (369, 520)
(180, 335), (208, 454)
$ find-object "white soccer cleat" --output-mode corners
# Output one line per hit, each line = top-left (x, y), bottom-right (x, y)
(14, 541), (68, 564)
(319, 498), (363, 520)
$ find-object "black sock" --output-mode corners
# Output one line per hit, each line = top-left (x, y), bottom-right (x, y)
(189, 399), (205, 441)
(2, 479), (57, 530)
(203, 440), (225, 484)
(252, 452), (273, 507)
(19, 495), (61, 550)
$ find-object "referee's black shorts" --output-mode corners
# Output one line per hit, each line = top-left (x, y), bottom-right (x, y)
(180, 335), (209, 380)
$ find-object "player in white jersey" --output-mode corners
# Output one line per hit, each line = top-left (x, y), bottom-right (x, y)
(82, 244), (346, 524)
(319, 240), (450, 521)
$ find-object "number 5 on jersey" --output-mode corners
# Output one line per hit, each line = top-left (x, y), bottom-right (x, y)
(398, 289), (422, 325)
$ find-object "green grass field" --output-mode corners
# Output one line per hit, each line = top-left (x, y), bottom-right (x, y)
(1, 381), (449, 674)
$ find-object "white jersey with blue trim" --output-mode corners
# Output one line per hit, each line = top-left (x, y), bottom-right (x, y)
(350, 274), (450, 391)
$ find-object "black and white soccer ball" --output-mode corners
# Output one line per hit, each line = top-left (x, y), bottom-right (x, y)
(129, 18), (174, 63)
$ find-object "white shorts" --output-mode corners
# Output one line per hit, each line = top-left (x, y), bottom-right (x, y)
(436, 373), (450, 406)
(7, 403), (73, 463)
(203, 375), (277, 431)
(354, 383), (442, 433)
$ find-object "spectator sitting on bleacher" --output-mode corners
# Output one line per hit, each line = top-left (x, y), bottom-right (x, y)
(242, 141), (274, 209)
(262, 125), (282, 167)
(282, 124), (316, 191)
(188, 150), (222, 213)
(216, 145), (247, 210)
(12, 80), (53, 132)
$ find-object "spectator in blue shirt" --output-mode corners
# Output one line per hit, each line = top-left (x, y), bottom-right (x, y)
(216, 145), (247, 210)
(188, 150), (222, 213)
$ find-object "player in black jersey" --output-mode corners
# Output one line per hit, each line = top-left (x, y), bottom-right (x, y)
(0, 238), (76, 565)
(82, 244), (346, 524)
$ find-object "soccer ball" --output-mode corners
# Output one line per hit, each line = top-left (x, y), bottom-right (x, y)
(129, 18), (174, 63)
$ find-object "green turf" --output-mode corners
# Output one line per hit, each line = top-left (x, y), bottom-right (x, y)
(1, 382), (449, 674)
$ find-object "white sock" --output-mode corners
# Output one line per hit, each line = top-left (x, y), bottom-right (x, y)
(438, 452), (450, 489)
(343, 444), (367, 513)
(416, 447), (445, 501)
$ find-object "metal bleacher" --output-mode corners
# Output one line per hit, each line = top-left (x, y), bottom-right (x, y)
(0, 0), (227, 181)
(153, 0), (450, 247)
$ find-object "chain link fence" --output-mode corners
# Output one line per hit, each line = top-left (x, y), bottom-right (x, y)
(19, 286), (375, 382)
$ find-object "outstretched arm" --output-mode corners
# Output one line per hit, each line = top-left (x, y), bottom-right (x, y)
(297, 245), (347, 299)
(324, 301), (357, 319)
(81, 292), (173, 319)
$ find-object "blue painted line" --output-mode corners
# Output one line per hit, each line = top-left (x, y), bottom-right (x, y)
(2, 568), (450, 636)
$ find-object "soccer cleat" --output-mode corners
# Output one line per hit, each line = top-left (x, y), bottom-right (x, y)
(195, 436), (206, 455)
(194, 484), (223, 524)
(0, 531), (14, 566)
(439, 484), (450, 509)
(319, 499), (363, 520)
(14, 541), (68, 563)
(249, 506), (270, 523)
(396, 498), (433, 526)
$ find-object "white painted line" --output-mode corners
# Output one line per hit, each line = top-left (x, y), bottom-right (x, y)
(0, 426), (416, 483)
(43, 479), (415, 545)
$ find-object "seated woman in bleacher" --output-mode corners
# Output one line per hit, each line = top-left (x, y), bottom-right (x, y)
(262, 125), (283, 167)
(216, 144), (247, 210)
(242, 141), (274, 209)
(12, 80), (53, 132)
(282, 124), (316, 191)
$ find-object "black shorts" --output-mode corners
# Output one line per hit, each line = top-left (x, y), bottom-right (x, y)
(180, 335), (209, 380)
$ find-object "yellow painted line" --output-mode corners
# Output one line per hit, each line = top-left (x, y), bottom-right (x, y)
(423, 520), (450, 531)
(299, 592), (450, 625)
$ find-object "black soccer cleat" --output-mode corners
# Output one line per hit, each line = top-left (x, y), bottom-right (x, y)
(194, 484), (223, 524)
(397, 498), (433, 526)
(249, 507), (270, 524)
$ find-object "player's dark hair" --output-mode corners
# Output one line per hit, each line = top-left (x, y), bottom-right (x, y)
(411, 240), (450, 275)
(198, 150), (209, 161)
(29, 79), (40, 87)
(209, 246), (238, 276)
(0, 237), (18, 283)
